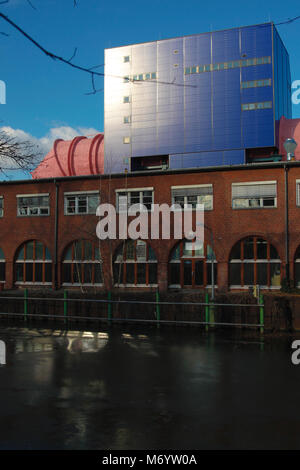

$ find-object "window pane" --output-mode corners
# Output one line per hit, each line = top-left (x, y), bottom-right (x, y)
(84, 241), (93, 260)
(149, 264), (157, 284)
(84, 263), (93, 283)
(230, 262), (241, 285)
(243, 238), (254, 259)
(171, 245), (180, 261)
(78, 196), (87, 213)
(148, 246), (156, 261)
(25, 263), (33, 282)
(137, 263), (146, 284)
(94, 263), (103, 284)
(257, 263), (268, 285)
(270, 263), (281, 286)
(0, 262), (5, 281)
(44, 263), (52, 282)
(73, 264), (81, 283)
(170, 263), (180, 285)
(230, 242), (241, 260)
(17, 246), (24, 261)
(74, 242), (82, 261)
(195, 260), (203, 285)
(126, 263), (134, 284)
(114, 262), (124, 284)
(257, 238), (267, 259)
(244, 263), (254, 285)
(126, 240), (135, 260)
(35, 241), (44, 260)
(26, 241), (34, 260)
(270, 245), (279, 259)
(88, 195), (99, 213)
(15, 264), (23, 282)
(35, 263), (43, 282)
(183, 260), (192, 285)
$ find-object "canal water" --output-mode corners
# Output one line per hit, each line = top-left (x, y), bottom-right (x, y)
(0, 324), (299, 450)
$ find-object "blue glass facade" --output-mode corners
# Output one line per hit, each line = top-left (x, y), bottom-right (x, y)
(104, 23), (291, 173)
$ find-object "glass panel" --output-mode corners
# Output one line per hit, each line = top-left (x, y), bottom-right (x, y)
(78, 196), (87, 213)
(84, 241), (93, 260)
(88, 195), (99, 214)
(45, 263), (52, 282)
(44, 247), (51, 260)
(0, 262), (5, 281)
(182, 241), (193, 257)
(73, 264), (81, 283)
(195, 260), (203, 285)
(126, 240), (135, 260)
(66, 197), (76, 213)
(74, 242), (82, 261)
(243, 238), (254, 259)
(149, 264), (157, 284)
(230, 242), (241, 260)
(84, 263), (93, 283)
(35, 263), (43, 282)
(125, 263), (134, 284)
(256, 238), (267, 259)
(25, 241), (34, 260)
(94, 245), (102, 261)
(270, 244), (279, 260)
(170, 263), (180, 285)
(136, 241), (146, 260)
(148, 246), (156, 261)
(130, 191), (140, 206)
(257, 263), (268, 286)
(137, 263), (146, 284)
(15, 264), (23, 282)
(94, 263), (103, 284)
(171, 245), (180, 261)
(244, 263), (254, 285)
(270, 263), (281, 286)
(64, 246), (72, 261)
(183, 260), (192, 285)
(114, 262), (124, 284)
(35, 241), (44, 260)
(25, 263), (33, 282)
(230, 262), (241, 285)
(62, 263), (72, 283)
(16, 246), (24, 261)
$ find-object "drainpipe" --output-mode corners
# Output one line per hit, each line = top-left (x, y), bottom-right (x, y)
(284, 164), (290, 286)
(54, 180), (59, 290)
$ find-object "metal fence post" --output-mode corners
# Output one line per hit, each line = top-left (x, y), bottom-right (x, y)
(108, 291), (112, 321)
(24, 288), (28, 321)
(64, 290), (68, 323)
(259, 293), (264, 334)
(205, 292), (209, 331)
(156, 289), (160, 327)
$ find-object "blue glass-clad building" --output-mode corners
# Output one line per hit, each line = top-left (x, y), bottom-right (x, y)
(104, 23), (291, 174)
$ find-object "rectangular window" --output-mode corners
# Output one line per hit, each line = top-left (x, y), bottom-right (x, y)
(64, 191), (100, 215)
(241, 101), (272, 111)
(232, 181), (277, 209)
(123, 56), (130, 63)
(123, 96), (130, 103)
(17, 194), (50, 216)
(0, 197), (3, 217)
(171, 185), (213, 210)
(116, 188), (154, 212)
(123, 116), (131, 124)
(296, 181), (300, 206)
(241, 78), (271, 89)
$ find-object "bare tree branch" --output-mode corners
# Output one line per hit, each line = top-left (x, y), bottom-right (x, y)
(0, 128), (41, 172)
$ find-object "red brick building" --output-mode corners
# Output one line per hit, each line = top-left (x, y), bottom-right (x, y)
(1, 161), (300, 292)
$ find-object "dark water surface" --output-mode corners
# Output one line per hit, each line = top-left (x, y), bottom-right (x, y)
(0, 324), (299, 450)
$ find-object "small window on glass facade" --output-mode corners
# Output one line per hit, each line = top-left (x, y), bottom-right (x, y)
(15, 240), (52, 284)
(64, 192), (99, 215)
(114, 240), (157, 286)
(229, 236), (281, 289)
(62, 240), (103, 285)
(17, 194), (49, 216)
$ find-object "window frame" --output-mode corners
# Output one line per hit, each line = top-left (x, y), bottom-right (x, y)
(64, 191), (100, 216)
(116, 187), (154, 213)
(232, 181), (277, 210)
(171, 184), (213, 211)
(17, 193), (50, 217)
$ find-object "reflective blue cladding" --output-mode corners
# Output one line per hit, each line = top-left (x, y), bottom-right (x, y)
(104, 23), (291, 173)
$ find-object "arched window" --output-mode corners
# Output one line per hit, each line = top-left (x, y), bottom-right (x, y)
(229, 236), (281, 288)
(62, 240), (103, 285)
(0, 248), (5, 283)
(113, 240), (157, 286)
(294, 246), (300, 287)
(169, 239), (217, 288)
(15, 240), (52, 284)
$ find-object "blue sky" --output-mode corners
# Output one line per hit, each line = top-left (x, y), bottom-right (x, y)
(0, 0), (299, 178)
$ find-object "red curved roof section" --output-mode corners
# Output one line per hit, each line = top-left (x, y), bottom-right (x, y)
(31, 133), (104, 179)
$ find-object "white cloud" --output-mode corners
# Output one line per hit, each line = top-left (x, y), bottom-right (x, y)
(0, 125), (100, 158)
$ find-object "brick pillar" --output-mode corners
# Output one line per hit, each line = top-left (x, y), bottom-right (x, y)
(158, 261), (168, 291)
(5, 261), (14, 290)
(217, 261), (228, 292)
